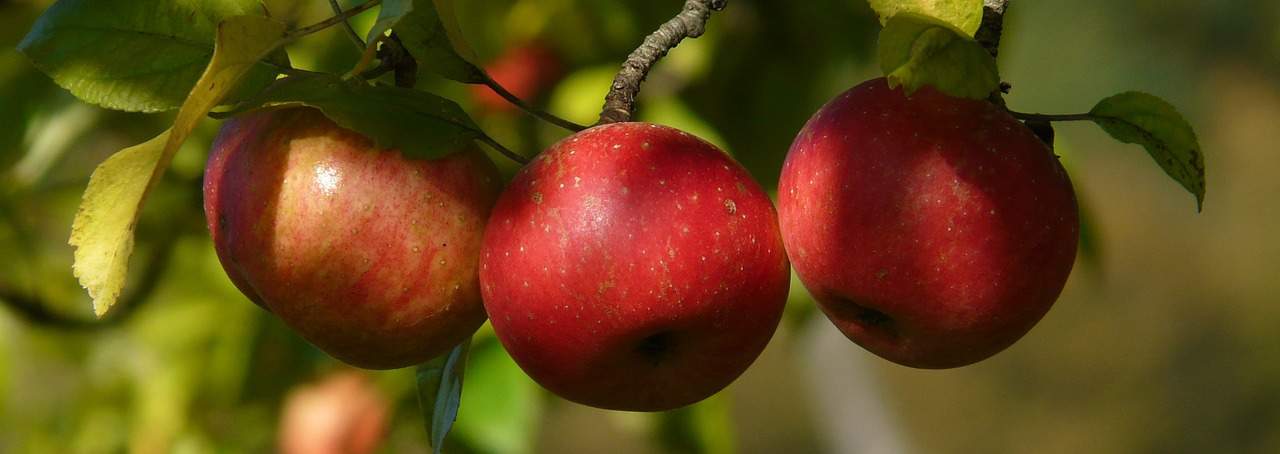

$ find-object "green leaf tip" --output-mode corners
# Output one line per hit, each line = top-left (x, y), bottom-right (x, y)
(417, 341), (471, 454)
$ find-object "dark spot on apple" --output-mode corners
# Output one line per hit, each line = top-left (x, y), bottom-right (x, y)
(218, 214), (228, 233)
(829, 296), (897, 339)
(636, 330), (675, 365)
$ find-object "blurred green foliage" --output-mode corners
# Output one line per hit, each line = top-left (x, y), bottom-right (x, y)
(2, 0), (1279, 453)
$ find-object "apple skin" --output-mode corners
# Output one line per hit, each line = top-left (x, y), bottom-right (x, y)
(279, 371), (388, 454)
(470, 42), (564, 113)
(778, 78), (1079, 369)
(204, 107), (502, 370)
(480, 123), (790, 411)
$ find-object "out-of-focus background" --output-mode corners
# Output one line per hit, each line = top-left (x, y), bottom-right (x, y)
(2, 0), (1278, 452)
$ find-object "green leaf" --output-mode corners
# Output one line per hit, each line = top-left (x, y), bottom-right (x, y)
(655, 393), (736, 454)
(70, 15), (287, 316)
(877, 13), (999, 100)
(366, 0), (414, 44)
(1089, 92), (1206, 210)
(392, 0), (486, 83)
(868, 0), (984, 36)
(222, 73), (484, 159)
(416, 340), (471, 454)
(453, 337), (541, 454)
(17, 0), (287, 113)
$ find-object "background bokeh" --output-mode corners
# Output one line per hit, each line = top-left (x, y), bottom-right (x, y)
(2, 0), (1278, 452)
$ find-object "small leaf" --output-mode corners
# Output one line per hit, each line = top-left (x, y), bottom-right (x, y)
(878, 13), (999, 100)
(417, 341), (471, 454)
(392, 0), (486, 83)
(868, 0), (984, 36)
(222, 73), (484, 159)
(17, 0), (287, 112)
(70, 15), (287, 316)
(1089, 92), (1205, 210)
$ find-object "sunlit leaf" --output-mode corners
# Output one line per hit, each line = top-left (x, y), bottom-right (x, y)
(417, 341), (471, 454)
(453, 337), (541, 454)
(393, 0), (486, 83)
(1089, 91), (1206, 210)
(17, 0), (287, 112)
(868, 0), (984, 36)
(878, 13), (998, 100)
(70, 15), (287, 317)
(219, 73), (483, 159)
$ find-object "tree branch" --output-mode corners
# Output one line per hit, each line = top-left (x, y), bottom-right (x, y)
(288, 0), (381, 40)
(328, 0), (368, 51)
(0, 230), (178, 330)
(975, 0), (1009, 59)
(598, 0), (727, 125)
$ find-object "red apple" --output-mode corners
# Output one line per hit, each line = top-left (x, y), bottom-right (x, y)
(480, 123), (790, 411)
(279, 371), (388, 454)
(470, 42), (564, 113)
(779, 78), (1079, 369)
(204, 107), (502, 369)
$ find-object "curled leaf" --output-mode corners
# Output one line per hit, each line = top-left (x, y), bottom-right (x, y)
(878, 13), (998, 100)
(70, 15), (287, 316)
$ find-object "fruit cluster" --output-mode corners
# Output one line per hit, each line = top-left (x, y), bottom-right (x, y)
(204, 77), (1079, 411)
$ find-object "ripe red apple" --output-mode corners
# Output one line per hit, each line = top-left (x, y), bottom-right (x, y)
(779, 78), (1079, 369)
(470, 42), (564, 113)
(480, 123), (790, 411)
(204, 107), (502, 369)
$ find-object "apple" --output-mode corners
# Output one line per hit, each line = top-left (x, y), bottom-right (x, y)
(778, 78), (1079, 369)
(279, 371), (388, 454)
(480, 122), (790, 411)
(470, 42), (564, 113)
(204, 107), (502, 369)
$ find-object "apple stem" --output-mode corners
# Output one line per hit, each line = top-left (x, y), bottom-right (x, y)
(327, 0), (368, 51)
(477, 135), (531, 165)
(597, 0), (727, 125)
(481, 74), (589, 132)
(1008, 111), (1095, 123)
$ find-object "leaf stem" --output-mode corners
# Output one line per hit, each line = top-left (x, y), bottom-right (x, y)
(598, 0), (727, 124)
(477, 135), (530, 165)
(482, 74), (587, 132)
(328, 0), (369, 51)
(1008, 111), (1095, 122)
(288, 0), (381, 40)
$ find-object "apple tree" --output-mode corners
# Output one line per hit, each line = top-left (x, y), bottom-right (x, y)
(2, 0), (1208, 452)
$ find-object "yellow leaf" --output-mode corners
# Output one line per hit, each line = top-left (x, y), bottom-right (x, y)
(69, 15), (287, 317)
(867, 0), (984, 36)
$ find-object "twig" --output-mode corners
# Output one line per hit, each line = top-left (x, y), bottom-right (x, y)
(598, 0), (727, 124)
(477, 135), (530, 165)
(975, 0), (1009, 59)
(482, 74), (587, 132)
(328, 0), (368, 51)
(289, 0), (381, 40)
